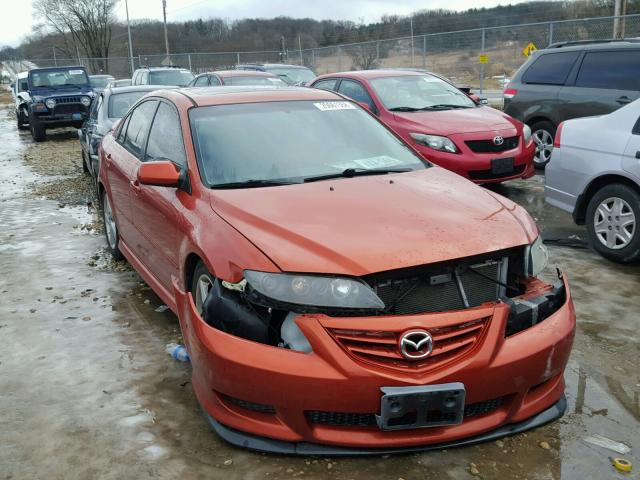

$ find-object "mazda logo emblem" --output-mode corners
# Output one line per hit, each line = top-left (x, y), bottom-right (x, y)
(493, 135), (504, 146)
(399, 329), (434, 360)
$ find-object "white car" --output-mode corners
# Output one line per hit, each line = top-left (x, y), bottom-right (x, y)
(12, 71), (30, 130)
(545, 99), (640, 263)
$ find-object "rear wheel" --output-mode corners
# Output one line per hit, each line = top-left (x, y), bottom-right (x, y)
(17, 107), (27, 130)
(30, 116), (46, 142)
(191, 261), (214, 315)
(530, 120), (556, 169)
(101, 190), (124, 261)
(82, 150), (90, 174)
(586, 184), (640, 263)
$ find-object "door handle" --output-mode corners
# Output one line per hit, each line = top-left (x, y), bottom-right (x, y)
(617, 96), (632, 104)
(130, 179), (141, 191)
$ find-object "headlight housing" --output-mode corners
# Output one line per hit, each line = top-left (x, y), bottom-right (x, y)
(524, 236), (548, 277)
(523, 124), (532, 143)
(244, 270), (385, 312)
(45, 98), (56, 109)
(32, 96), (43, 103)
(81, 96), (91, 107)
(410, 133), (458, 153)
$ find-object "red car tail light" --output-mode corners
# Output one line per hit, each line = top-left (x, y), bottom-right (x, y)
(553, 122), (564, 148)
(503, 88), (518, 99)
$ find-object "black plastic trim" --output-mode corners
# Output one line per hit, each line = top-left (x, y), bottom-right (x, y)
(205, 395), (567, 456)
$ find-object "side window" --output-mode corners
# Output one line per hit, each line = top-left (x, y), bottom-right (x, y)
(132, 71), (139, 85)
(122, 100), (158, 158)
(117, 115), (131, 143)
(575, 51), (640, 91)
(337, 79), (375, 110)
(145, 102), (187, 167)
(522, 52), (580, 85)
(313, 79), (338, 91)
(208, 75), (221, 86)
(19, 79), (28, 92)
(141, 71), (149, 85)
(194, 75), (209, 86)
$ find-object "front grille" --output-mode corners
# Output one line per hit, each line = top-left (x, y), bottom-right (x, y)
(466, 136), (519, 153)
(306, 396), (505, 428)
(469, 164), (526, 181)
(56, 96), (83, 104)
(329, 316), (490, 372)
(372, 261), (502, 315)
(54, 104), (87, 115)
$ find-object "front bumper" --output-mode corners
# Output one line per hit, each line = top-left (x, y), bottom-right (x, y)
(414, 134), (536, 184)
(173, 275), (575, 450)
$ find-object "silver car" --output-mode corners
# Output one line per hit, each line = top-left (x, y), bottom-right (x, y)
(545, 99), (640, 263)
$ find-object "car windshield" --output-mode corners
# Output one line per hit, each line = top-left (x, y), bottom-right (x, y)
(29, 68), (89, 88)
(190, 100), (426, 187)
(268, 67), (316, 84)
(90, 76), (113, 89)
(108, 91), (150, 119)
(149, 70), (194, 86)
(224, 75), (287, 86)
(370, 75), (475, 110)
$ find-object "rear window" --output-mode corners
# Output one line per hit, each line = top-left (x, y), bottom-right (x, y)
(108, 91), (150, 119)
(522, 52), (580, 85)
(148, 70), (194, 87)
(575, 51), (640, 90)
(223, 76), (287, 86)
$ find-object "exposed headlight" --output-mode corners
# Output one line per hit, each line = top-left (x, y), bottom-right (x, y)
(45, 98), (56, 109)
(410, 133), (458, 153)
(32, 96), (43, 103)
(81, 96), (91, 107)
(525, 236), (549, 277)
(523, 124), (532, 143)
(244, 270), (385, 311)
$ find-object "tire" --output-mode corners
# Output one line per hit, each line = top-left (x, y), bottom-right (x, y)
(17, 107), (27, 130)
(30, 116), (46, 142)
(191, 261), (214, 315)
(101, 190), (124, 261)
(585, 183), (640, 263)
(82, 150), (90, 174)
(529, 120), (556, 170)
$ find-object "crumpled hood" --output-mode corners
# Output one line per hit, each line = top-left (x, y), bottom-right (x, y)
(393, 106), (517, 136)
(209, 168), (537, 276)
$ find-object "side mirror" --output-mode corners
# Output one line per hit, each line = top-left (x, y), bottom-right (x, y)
(469, 93), (482, 103)
(137, 161), (184, 188)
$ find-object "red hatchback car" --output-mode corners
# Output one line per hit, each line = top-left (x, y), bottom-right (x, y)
(98, 86), (575, 454)
(312, 70), (536, 183)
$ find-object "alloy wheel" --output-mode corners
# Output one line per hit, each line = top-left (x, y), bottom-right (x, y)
(593, 197), (636, 250)
(103, 195), (118, 250)
(532, 129), (553, 165)
(194, 274), (213, 314)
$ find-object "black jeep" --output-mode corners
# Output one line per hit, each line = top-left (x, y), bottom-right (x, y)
(26, 66), (94, 142)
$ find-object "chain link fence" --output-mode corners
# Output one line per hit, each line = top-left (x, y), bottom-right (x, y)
(17, 14), (640, 90)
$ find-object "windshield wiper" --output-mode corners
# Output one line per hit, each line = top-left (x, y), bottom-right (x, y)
(304, 167), (412, 183)
(428, 104), (473, 109)
(211, 179), (299, 189)
(389, 106), (421, 112)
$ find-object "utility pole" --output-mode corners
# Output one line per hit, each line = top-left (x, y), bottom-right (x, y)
(125, 0), (135, 75)
(298, 35), (303, 65)
(52, 46), (57, 66)
(613, 0), (622, 38)
(162, 0), (170, 56)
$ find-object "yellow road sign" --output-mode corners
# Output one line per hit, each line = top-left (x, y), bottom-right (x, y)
(523, 42), (538, 57)
(479, 54), (489, 64)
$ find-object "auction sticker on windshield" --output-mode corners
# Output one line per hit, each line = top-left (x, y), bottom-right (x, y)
(332, 155), (403, 170)
(314, 101), (356, 111)
(69, 70), (84, 75)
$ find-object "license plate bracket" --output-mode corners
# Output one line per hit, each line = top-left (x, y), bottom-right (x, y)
(491, 157), (515, 174)
(376, 383), (465, 431)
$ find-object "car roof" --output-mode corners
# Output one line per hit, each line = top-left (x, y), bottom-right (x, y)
(200, 70), (279, 78)
(28, 66), (86, 73)
(238, 63), (312, 69)
(90, 74), (114, 78)
(16, 71), (29, 78)
(175, 86), (343, 107)
(539, 38), (640, 53)
(137, 67), (191, 71)
(105, 85), (173, 95)
(315, 69), (428, 81)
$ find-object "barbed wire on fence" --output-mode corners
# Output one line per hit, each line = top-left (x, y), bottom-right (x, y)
(10, 14), (640, 90)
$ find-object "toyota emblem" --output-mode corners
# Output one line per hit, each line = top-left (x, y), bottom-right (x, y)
(493, 135), (504, 146)
(399, 329), (434, 360)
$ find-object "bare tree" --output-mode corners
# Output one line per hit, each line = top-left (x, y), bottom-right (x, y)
(33, 0), (116, 72)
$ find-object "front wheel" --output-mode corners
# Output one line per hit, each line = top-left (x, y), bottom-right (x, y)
(586, 184), (640, 263)
(30, 117), (46, 142)
(101, 190), (124, 261)
(530, 120), (556, 169)
(17, 107), (28, 130)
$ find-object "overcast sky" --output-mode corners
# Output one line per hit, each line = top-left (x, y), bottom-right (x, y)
(1, 0), (529, 47)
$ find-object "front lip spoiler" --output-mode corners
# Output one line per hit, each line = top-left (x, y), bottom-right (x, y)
(205, 394), (566, 456)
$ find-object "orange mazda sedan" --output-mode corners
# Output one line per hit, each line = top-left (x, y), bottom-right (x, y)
(98, 86), (576, 454)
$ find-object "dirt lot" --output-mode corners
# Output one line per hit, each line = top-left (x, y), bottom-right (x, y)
(0, 89), (638, 480)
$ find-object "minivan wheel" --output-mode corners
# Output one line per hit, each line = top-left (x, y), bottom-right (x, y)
(530, 121), (556, 169)
(191, 261), (214, 315)
(101, 190), (124, 261)
(586, 184), (640, 263)
(17, 107), (28, 130)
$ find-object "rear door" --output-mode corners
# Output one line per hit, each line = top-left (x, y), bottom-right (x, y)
(131, 100), (189, 291)
(105, 99), (158, 248)
(559, 49), (640, 120)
